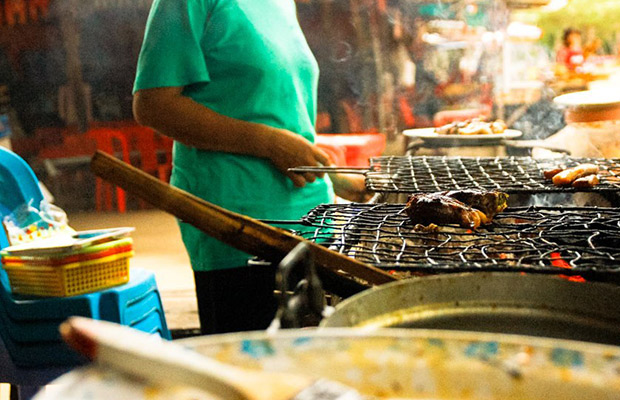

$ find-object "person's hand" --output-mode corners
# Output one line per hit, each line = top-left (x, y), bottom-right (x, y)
(268, 129), (330, 187)
(329, 173), (372, 203)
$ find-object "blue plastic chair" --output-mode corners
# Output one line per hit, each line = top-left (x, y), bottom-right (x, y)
(0, 147), (170, 398)
(0, 147), (44, 249)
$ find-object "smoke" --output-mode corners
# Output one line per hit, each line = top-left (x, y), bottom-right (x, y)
(524, 193), (573, 207)
(524, 193), (612, 207)
(511, 99), (566, 140)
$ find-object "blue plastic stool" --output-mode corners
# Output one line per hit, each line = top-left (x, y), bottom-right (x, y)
(98, 268), (171, 339)
(0, 268), (170, 367)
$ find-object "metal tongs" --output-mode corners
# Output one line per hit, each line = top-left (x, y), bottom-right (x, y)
(288, 166), (370, 174)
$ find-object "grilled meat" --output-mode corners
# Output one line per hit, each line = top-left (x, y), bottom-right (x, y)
(552, 164), (599, 186)
(490, 120), (507, 134)
(572, 174), (600, 188)
(441, 190), (509, 220)
(405, 193), (487, 229)
(543, 167), (564, 180)
(434, 118), (507, 136)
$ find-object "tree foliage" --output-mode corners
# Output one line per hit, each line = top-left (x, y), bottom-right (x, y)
(514, 0), (620, 52)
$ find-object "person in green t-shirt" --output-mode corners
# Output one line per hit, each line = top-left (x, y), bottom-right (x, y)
(133, 0), (367, 334)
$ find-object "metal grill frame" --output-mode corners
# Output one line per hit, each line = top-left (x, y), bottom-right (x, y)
(291, 204), (620, 282)
(365, 156), (620, 193)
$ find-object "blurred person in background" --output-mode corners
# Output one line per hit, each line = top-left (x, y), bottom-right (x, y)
(583, 26), (603, 60)
(556, 27), (584, 72)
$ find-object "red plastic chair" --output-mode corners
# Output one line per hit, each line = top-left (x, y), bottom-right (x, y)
(316, 143), (347, 167)
(316, 133), (386, 167)
(87, 128), (130, 213)
(122, 126), (172, 183)
(315, 112), (332, 133)
(398, 95), (416, 129)
(341, 100), (364, 133)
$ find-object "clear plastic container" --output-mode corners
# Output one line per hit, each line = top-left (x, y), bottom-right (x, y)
(541, 119), (620, 158)
(548, 89), (620, 158)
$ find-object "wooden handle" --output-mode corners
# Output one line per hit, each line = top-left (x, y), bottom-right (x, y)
(90, 151), (398, 290)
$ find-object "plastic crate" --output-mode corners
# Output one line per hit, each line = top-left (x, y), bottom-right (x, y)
(2, 237), (133, 267)
(2, 251), (132, 297)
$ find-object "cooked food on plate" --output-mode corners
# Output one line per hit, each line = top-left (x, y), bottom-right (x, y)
(544, 163), (600, 187)
(434, 118), (507, 136)
(405, 190), (508, 229)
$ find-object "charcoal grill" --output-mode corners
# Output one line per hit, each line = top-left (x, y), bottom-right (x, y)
(367, 156), (620, 193)
(282, 204), (620, 283)
(293, 156), (620, 193)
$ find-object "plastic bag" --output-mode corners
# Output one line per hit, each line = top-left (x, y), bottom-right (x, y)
(2, 200), (75, 246)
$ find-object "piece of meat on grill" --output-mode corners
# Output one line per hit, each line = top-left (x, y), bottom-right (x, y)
(543, 167), (564, 180)
(440, 189), (509, 220)
(405, 193), (487, 229)
(552, 164), (599, 186)
(572, 174), (600, 188)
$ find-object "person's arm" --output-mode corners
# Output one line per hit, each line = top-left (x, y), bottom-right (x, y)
(133, 86), (328, 187)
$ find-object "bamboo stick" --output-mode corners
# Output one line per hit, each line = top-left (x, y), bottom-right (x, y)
(90, 151), (398, 291)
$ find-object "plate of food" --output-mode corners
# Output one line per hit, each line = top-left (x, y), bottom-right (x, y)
(404, 118), (522, 146)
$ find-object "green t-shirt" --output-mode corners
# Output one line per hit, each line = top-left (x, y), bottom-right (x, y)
(134, 0), (334, 271)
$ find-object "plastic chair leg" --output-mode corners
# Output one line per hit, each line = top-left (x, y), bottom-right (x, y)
(115, 186), (126, 213)
(105, 183), (113, 211)
(157, 166), (168, 183)
(96, 178), (126, 213)
(11, 384), (39, 400)
(95, 178), (103, 212)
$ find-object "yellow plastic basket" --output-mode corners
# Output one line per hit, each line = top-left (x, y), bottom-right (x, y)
(2, 251), (133, 297)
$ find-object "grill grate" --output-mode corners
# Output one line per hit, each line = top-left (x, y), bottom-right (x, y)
(294, 204), (620, 280)
(365, 156), (620, 193)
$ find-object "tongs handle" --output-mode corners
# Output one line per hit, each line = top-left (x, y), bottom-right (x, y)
(288, 166), (369, 174)
(272, 243), (326, 329)
(91, 152), (397, 293)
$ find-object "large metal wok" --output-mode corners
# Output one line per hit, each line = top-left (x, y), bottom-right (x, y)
(321, 272), (620, 346)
